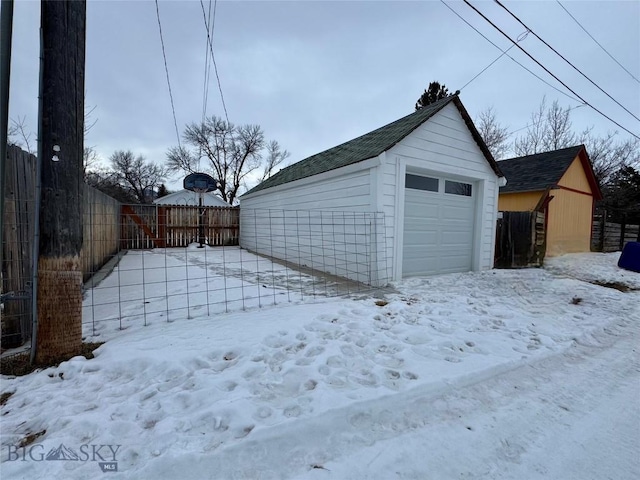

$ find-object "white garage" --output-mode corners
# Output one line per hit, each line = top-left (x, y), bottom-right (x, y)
(240, 94), (504, 286)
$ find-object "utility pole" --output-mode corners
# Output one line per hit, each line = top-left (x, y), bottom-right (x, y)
(34, 0), (86, 363)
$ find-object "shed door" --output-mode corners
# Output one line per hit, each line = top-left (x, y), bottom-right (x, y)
(402, 173), (476, 277)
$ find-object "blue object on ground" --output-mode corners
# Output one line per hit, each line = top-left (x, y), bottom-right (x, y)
(618, 242), (640, 273)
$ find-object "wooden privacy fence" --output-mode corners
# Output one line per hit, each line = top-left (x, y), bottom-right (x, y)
(591, 213), (640, 252)
(82, 185), (121, 282)
(2, 145), (121, 348)
(120, 205), (240, 249)
(495, 211), (546, 268)
(2, 145), (36, 348)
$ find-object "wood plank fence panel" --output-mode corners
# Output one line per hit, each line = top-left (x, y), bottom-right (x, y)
(120, 205), (158, 250)
(81, 185), (121, 282)
(120, 205), (239, 249)
(1, 146), (36, 347)
(591, 214), (640, 252)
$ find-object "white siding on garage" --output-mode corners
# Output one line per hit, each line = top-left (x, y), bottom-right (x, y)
(240, 165), (389, 285)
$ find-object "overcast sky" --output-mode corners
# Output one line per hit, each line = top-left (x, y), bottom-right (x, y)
(8, 0), (640, 191)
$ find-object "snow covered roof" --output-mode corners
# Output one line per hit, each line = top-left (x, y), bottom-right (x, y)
(153, 189), (230, 207)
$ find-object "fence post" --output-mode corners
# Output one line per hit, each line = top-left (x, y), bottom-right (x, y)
(157, 206), (167, 247)
(619, 215), (626, 251)
(598, 209), (606, 252)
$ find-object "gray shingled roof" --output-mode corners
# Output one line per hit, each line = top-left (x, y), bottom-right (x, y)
(243, 95), (501, 196)
(498, 145), (584, 194)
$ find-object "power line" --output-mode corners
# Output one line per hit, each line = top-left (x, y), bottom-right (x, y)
(199, 0), (229, 124)
(556, 0), (640, 84)
(460, 30), (531, 91)
(440, 0), (581, 104)
(154, 0), (181, 148)
(462, 0), (639, 140)
(201, 0), (213, 125)
(201, 0), (219, 124)
(495, 0), (640, 123)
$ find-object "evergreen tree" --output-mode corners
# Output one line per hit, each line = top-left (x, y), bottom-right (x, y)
(157, 183), (170, 198)
(415, 81), (450, 110)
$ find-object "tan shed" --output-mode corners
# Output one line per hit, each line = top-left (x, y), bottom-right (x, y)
(497, 145), (602, 257)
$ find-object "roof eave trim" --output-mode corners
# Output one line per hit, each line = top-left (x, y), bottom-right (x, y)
(576, 146), (603, 201)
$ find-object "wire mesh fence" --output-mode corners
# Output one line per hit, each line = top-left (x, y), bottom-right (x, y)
(240, 208), (390, 287)
(82, 208), (390, 339)
(3, 161), (390, 351)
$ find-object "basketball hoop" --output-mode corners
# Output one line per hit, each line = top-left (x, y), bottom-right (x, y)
(183, 173), (220, 248)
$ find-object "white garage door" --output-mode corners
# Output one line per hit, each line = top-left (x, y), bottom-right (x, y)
(402, 173), (476, 277)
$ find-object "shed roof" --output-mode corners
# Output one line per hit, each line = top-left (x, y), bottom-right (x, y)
(498, 144), (602, 200)
(153, 189), (230, 207)
(243, 94), (502, 196)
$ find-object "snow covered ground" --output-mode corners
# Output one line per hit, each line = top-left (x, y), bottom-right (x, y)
(545, 251), (640, 290)
(1, 252), (638, 479)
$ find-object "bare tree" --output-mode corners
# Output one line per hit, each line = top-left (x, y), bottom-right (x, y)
(512, 96), (639, 187)
(475, 107), (510, 160)
(7, 116), (35, 154)
(544, 99), (576, 151)
(85, 167), (138, 203)
(260, 140), (290, 183)
(580, 128), (640, 186)
(166, 116), (289, 205)
(10, 104), (99, 163)
(83, 145), (101, 175)
(513, 97), (576, 155)
(110, 150), (169, 203)
(513, 97), (547, 155)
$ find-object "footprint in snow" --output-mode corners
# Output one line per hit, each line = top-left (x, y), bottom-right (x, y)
(303, 379), (318, 391)
(385, 370), (401, 380)
(340, 345), (356, 357)
(349, 412), (373, 428)
(263, 335), (287, 349)
(242, 366), (266, 380)
(349, 370), (378, 387)
(284, 342), (307, 354)
(283, 405), (302, 418)
(372, 356), (404, 369)
(217, 380), (238, 392)
(295, 357), (314, 366)
(305, 346), (325, 357)
(232, 424), (255, 439)
(253, 406), (273, 420)
(402, 333), (430, 345)
(326, 356), (345, 368)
